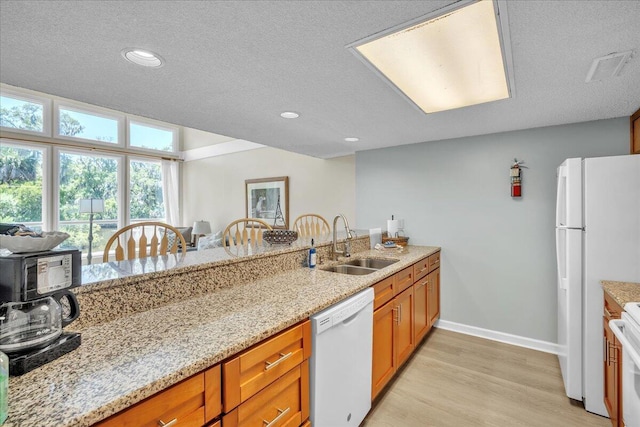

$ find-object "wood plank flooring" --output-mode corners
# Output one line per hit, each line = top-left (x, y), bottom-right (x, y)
(362, 328), (609, 427)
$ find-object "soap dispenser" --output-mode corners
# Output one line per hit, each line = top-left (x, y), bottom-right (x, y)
(308, 239), (317, 269)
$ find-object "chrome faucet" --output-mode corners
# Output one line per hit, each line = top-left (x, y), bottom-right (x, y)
(332, 214), (353, 260)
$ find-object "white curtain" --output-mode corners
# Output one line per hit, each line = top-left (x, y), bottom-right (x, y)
(161, 160), (180, 226)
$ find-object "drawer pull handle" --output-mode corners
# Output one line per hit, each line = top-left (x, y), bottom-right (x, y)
(158, 419), (177, 427)
(417, 280), (428, 289)
(263, 407), (290, 427)
(265, 352), (293, 370)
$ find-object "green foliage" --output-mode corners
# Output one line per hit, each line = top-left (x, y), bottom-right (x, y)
(0, 102), (43, 131)
(130, 161), (164, 220)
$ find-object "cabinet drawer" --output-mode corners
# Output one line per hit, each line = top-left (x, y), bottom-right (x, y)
(428, 251), (440, 273)
(95, 372), (206, 427)
(395, 266), (414, 294)
(372, 275), (395, 310)
(413, 257), (430, 281)
(604, 292), (622, 320)
(223, 321), (311, 412)
(223, 360), (309, 427)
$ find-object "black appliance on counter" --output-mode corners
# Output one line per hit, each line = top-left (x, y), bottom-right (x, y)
(0, 249), (82, 375)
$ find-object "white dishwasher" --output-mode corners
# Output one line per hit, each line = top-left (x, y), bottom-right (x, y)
(310, 287), (374, 427)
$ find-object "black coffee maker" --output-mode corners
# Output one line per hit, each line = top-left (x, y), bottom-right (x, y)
(0, 249), (82, 375)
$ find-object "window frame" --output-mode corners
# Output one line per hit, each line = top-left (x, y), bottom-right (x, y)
(127, 156), (166, 224)
(127, 117), (179, 154)
(53, 100), (126, 148)
(52, 146), (125, 233)
(0, 138), (52, 230)
(0, 88), (53, 137)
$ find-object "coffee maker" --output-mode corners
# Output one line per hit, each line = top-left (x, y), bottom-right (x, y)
(0, 248), (82, 375)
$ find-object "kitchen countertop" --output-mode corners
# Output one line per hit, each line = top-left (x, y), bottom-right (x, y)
(602, 280), (640, 308)
(6, 245), (440, 427)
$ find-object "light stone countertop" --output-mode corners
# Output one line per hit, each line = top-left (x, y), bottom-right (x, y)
(602, 280), (640, 308)
(6, 245), (440, 427)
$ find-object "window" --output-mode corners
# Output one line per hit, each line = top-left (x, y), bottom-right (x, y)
(129, 120), (177, 152)
(0, 91), (52, 136)
(56, 150), (122, 255)
(54, 102), (123, 145)
(1, 86), (182, 263)
(129, 159), (164, 222)
(0, 142), (47, 231)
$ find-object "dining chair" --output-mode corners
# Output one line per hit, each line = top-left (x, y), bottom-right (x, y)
(103, 221), (187, 262)
(292, 214), (331, 238)
(223, 218), (272, 247)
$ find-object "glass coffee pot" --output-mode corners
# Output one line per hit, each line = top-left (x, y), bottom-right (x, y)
(0, 291), (79, 354)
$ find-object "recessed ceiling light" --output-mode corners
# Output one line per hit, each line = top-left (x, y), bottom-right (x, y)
(344, 137), (359, 142)
(347, 0), (513, 114)
(280, 112), (300, 119)
(121, 48), (165, 68)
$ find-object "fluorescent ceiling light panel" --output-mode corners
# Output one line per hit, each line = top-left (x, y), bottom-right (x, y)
(349, 0), (512, 114)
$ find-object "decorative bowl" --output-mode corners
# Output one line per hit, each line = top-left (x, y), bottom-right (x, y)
(263, 230), (298, 245)
(0, 232), (70, 253)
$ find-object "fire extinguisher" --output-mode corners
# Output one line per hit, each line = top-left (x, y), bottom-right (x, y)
(510, 158), (525, 197)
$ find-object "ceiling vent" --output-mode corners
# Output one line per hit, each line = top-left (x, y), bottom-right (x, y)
(585, 51), (633, 83)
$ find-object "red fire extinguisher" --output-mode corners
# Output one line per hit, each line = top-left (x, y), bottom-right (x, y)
(510, 159), (525, 197)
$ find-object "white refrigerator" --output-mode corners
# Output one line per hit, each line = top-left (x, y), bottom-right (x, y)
(556, 154), (640, 416)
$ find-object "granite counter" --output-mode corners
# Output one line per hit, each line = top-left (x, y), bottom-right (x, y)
(6, 244), (440, 427)
(602, 280), (640, 308)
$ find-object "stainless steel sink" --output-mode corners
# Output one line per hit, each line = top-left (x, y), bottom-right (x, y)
(343, 258), (399, 269)
(321, 265), (377, 275)
(321, 258), (399, 275)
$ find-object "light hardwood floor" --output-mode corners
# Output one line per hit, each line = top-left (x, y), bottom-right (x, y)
(362, 328), (609, 427)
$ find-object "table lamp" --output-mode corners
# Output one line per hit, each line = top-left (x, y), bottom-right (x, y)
(192, 220), (212, 247)
(79, 198), (104, 264)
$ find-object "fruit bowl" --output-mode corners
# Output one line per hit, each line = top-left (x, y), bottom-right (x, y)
(263, 230), (298, 245)
(0, 232), (70, 253)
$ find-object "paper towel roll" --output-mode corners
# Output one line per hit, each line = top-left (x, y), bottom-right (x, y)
(387, 220), (399, 238)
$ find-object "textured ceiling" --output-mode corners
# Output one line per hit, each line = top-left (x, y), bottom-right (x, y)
(1, 0), (639, 158)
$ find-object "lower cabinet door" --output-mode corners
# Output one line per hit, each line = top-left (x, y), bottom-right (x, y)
(395, 286), (415, 367)
(427, 268), (440, 327)
(223, 360), (309, 427)
(372, 301), (396, 400)
(413, 276), (429, 344)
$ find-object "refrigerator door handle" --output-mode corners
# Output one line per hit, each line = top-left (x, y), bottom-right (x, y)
(556, 228), (567, 290)
(556, 165), (566, 226)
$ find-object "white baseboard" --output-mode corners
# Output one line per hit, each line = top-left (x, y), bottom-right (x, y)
(434, 319), (559, 355)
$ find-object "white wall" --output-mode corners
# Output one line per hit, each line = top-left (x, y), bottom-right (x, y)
(355, 118), (630, 344)
(181, 147), (356, 234)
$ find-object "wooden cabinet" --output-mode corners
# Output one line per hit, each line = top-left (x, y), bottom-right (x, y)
(631, 107), (640, 155)
(604, 292), (623, 427)
(372, 252), (442, 400)
(414, 251), (441, 344)
(371, 286), (414, 399)
(223, 360), (309, 427)
(427, 266), (440, 328)
(395, 286), (415, 367)
(95, 364), (221, 427)
(223, 321), (311, 427)
(413, 274), (429, 343)
(222, 321), (311, 412)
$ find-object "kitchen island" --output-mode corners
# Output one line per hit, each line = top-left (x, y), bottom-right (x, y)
(6, 235), (440, 427)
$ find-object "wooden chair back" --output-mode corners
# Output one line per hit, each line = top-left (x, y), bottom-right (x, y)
(292, 214), (331, 238)
(103, 221), (186, 262)
(223, 218), (272, 247)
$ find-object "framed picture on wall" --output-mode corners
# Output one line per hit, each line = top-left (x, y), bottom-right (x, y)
(245, 176), (289, 229)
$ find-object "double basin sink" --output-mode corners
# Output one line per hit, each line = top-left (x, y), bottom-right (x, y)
(321, 258), (399, 275)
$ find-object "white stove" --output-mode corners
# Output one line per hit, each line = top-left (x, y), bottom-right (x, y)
(609, 302), (640, 426)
